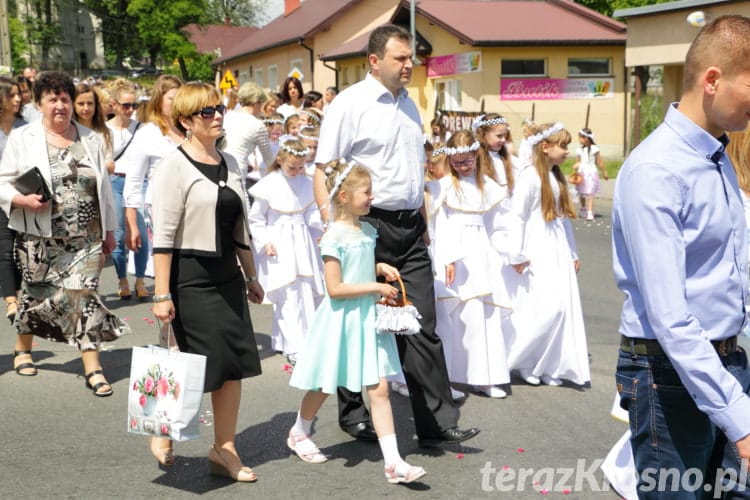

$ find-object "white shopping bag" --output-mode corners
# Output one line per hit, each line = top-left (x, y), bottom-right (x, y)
(127, 343), (206, 441)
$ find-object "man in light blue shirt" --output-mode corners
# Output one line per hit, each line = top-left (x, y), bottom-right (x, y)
(612, 15), (750, 497)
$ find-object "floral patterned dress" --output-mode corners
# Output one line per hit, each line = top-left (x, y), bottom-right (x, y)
(14, 139), (128, 350)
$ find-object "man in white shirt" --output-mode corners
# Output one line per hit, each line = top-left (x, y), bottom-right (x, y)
(314, 24), (479, 448)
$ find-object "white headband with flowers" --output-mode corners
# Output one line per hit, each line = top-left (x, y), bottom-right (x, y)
(526, 122), (566, 147)
(326, 160), (357, 202)
(298, 127), (319, 141)
(578, 129), (594, 140)
(443, 141), (480, 157)
(471, 114), (507, 133)
(279, 139), (309, 157)
(431, 146), (445, 157)
(263, 117), (284, 126)
(300, 109), (321, 124)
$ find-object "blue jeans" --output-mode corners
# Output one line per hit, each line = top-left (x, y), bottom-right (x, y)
(110, 175), (148, 279)
(616, 346), (750, 499)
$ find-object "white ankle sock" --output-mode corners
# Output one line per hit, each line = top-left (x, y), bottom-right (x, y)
(378, 434), (401, 466)
(292, 412), (313, 436)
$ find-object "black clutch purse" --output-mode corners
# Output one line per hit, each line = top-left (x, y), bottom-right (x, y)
(14, 167), (51, 202)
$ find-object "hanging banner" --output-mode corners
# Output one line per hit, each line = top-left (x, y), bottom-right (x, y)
(435, 110), (484, 134)
(427, 52), (482, 78)
(500, 78), (614, 100)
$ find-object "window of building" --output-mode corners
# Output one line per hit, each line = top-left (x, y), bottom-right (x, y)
(435, 79), (462, 111)
(501, 59), (546, 77)
(238, 71), (249, 84)
(254, 68), (264, 88)
(568, 58), (611, 77)
(267, 65), (278, 91)
(289, 58), (303, 77)
(342, 67), (350, 87)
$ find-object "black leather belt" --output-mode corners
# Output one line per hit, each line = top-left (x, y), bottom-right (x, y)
(112, 173), (126, 177)
(367, 206), (420, 225)
(620, 335), (739, 357)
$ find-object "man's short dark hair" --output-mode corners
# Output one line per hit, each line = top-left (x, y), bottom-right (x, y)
(367, 24), (411, 59)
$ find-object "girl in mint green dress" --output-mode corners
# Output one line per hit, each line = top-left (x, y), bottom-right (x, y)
(287, 160), (426, 485)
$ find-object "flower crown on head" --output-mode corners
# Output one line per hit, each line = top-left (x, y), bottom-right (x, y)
(578, 129), (594, 140)
(471, 114), (507, 133)
(431, 146), (445, 157)
(278, 139), (309, 157)
(526, 122), (566, 147)
(263, 117), (284, 126)
(443, 141), (480, 157)
(326, 160), (357, 202)
(300, 109), (321, 124)
(298, 126), (319, 141)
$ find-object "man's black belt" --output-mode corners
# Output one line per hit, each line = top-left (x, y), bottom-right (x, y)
(620, 335), (739, 357)
(367, 207), (420, 225)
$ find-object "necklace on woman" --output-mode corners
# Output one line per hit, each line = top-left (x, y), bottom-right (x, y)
(45, 124), (75, 147)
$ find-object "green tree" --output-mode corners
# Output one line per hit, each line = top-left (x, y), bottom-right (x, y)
(20, 0), (61, 68)
(8, 0), (29, 71)
(205, 0), (266, 26)
(127, 0), (210, 79)
(81, 0), (143, 69)
(576, 0), (673, 18)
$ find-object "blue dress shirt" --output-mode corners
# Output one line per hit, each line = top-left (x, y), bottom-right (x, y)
(612, 103), (750, 442)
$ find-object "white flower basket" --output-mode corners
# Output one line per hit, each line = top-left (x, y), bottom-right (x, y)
(375, 276), (422, 335)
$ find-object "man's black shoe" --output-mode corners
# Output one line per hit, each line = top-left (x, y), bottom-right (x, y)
(418, 427), (480, 448)
(341, 421), (378, 441)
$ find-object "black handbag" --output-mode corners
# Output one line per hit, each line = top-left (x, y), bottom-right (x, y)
(14, 167), (52, 202)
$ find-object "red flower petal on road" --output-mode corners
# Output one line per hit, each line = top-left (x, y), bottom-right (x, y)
(456, 453), (464, 459)
(502, 465), (510, 470)
(516, 447), (525, 453)
(539, 488), (549, 495)
(562, 489), (571, 495)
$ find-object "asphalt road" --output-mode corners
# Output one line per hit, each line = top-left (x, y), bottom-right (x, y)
(2, 193), (745, 499)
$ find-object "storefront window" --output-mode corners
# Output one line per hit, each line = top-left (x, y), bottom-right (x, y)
(501, 59), (546, 77)
(568, 58), (611, 77)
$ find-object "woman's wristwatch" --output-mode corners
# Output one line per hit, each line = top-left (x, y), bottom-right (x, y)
(245, 276), (258, 283)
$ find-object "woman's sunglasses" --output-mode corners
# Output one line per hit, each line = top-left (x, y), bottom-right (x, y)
(117, 101), (139, 110)
(192, 104), (227, 119)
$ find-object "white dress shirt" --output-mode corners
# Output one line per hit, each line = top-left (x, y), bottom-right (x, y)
(121, 122), (179, 208)
(315, 73), (425, 211)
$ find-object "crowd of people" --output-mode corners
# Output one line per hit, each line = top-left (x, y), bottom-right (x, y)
(3, 15), (750, 495)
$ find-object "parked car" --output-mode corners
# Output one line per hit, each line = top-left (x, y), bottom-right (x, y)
(130, 67), (161, 78)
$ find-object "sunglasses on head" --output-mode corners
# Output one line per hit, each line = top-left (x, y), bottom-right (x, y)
(192, 104), (227, 119)
(117, 101), (139, 110)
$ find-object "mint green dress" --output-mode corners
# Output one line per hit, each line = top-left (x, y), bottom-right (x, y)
(289, 221), (401, 394)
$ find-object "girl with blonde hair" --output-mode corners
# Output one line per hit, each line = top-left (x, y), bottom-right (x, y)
(428, 129), (512, 398)
(505, 122), (590, 387)
(287, 159), (426, 484)
(247, 138), (324, 365)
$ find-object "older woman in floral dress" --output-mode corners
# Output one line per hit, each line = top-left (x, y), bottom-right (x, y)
(0, 71), (127, 394)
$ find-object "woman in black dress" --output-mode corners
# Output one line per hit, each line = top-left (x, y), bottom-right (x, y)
(150, 83), (264, 481)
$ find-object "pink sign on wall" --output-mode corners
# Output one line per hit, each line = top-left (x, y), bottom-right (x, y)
(427, 52), (482, 78)
(500, 78), (614, 100)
